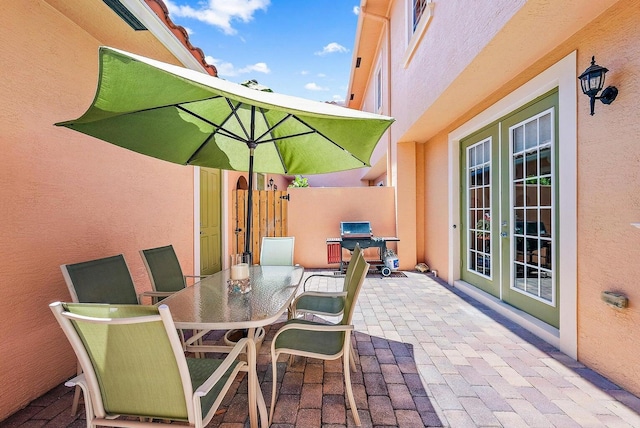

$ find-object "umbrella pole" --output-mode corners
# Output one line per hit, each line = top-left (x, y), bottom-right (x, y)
(244, 146), (255, 264)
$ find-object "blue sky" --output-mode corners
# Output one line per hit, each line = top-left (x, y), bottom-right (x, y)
(164, 0), (361, 103)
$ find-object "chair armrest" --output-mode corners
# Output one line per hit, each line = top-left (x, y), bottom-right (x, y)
(272, 322), (354, 346)
(64, 373), (87, 388)
(194, 337), (254, 397)
(303, 273), (345, 291)
(275, 322), (354, 338)
(183, 275), (208, 279)
(297, 291), (347, 298)
(138, 291), (176, 305)
(139, 291), (176, 297)
(291, 290), (347, 307)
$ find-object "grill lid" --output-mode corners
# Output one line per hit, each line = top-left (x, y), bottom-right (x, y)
(340, 221), (372, 239)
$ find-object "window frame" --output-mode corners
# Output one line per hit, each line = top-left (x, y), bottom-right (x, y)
(402, 0), (434, 68)
(375, 67), (383, 113)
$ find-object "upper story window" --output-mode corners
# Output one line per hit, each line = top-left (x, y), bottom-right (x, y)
(375, 67), (383, 112)
(413, 0), (429, 32)
(403, 0), (434, 67)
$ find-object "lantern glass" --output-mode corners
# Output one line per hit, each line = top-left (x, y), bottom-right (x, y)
(578, 56), (608, 96)
(589, 73), (605, 92)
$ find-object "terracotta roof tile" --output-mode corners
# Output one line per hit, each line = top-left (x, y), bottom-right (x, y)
(145, 0), (217, 76)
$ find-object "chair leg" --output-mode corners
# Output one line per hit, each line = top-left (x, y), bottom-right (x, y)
(256, 377), (269, 428)
(70, 361), (82, 415)
(349, 342), (358, 372)
(349, 331), (359, 370)
(71, 386), (81, 416)
(269, 351), (279, 425)
(247, 341), (258, 428)
(343, 352), (361, 426)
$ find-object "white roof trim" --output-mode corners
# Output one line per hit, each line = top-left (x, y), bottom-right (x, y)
(121, 0), (208, 72)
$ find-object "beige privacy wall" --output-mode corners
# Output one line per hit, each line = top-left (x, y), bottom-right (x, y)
(287, 187), (398, 269)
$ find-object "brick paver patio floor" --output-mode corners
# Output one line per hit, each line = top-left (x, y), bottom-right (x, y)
(5, 271), (640, 427)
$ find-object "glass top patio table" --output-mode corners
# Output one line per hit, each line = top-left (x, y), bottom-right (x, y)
(160, 265), (305, 331)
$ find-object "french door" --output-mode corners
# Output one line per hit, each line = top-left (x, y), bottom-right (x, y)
(460, 89), (559, 328)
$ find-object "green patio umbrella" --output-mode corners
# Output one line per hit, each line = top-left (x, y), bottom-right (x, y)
(56, 47), (394, 259)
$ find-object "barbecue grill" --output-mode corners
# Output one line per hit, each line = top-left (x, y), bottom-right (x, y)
(327, 221), (399, 276)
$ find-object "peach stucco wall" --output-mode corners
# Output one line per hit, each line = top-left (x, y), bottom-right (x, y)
(1, 1), (196, 419)
(420, 133), (450, 280)
(287, 187), (397, 269)
(570, 0), (640, 396)
(405, 0), (640, 396)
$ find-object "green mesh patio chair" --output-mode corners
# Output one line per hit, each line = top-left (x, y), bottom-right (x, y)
(269, 255), (369, 426)
(50, 302), (268, 428)
(60, 254), (140, 416)
(259, 237), (295, 266)
(292, 245), (363, 317)
(139, 245), (207, 304)
(61, 254), (139, 305)
(140, 244), (212, 358)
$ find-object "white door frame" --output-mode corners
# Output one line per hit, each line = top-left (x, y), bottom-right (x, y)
(447, 51), (577, 359)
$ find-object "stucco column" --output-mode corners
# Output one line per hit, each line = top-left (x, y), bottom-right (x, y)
(395, 141), (417, 270)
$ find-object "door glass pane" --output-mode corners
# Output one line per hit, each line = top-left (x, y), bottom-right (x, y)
(514, 183), (524, 207)
(514, 153), (524, 179)
(525, 121), (537, 149)
(526, 152), (537, 177)
(484, 143), (491, 163)
(540, 178), (552, 207)
(466, 138), (491, 278)
(513, 126), (524, 153)
(540, 147), (552, 175)
(510, 109), (555, 304)
(539, 113), (551, 144)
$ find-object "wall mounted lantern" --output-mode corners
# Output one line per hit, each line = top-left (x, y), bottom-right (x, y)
(578, 56), (618, 115)
(268, 178), (274, 189)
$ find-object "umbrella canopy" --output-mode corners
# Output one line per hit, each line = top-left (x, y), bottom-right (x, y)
(56, 47), (394, 257)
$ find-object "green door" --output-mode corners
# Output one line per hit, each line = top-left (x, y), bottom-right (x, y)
(200, 168), (221, 275)
(461, 89), (559, 328)
(460, 125), (500, 298)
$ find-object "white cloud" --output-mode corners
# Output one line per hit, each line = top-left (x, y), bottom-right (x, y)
(165, 0), (270, 35)
(206, 56), (270, 77)
(317, 73), (326, 78)
(331, 95), (346, 106)
(239, 62), (271, 74)
(315, 42), (349, 56)
(300, 70), (309, 75)
(305, 83), (329, 91)
(353, 6), (360, 15)
(183, 26), (194, 35)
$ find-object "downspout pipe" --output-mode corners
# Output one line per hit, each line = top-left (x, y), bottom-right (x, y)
(360, 5), (392, 186)
(361, 4), (398, 246)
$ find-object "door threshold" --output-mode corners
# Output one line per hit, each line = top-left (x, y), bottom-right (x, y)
(453, 279), (561, 350)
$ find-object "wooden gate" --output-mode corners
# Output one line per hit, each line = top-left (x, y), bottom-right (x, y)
(232, 189), (289, 263)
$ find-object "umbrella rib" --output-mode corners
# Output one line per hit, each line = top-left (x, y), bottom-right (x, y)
(259, 115), (368, 166)
(254, 112), (291, 142)
(176, 105), (249, 144)
(254, 112), (321, 144)
(255, 109), (289, 173)
(294, 116), (368, 166)
(185, 132), (218, 165)
(226, 98), (252, 143)
(182, 100), (254, 165)
(97, 95), (223, 118)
